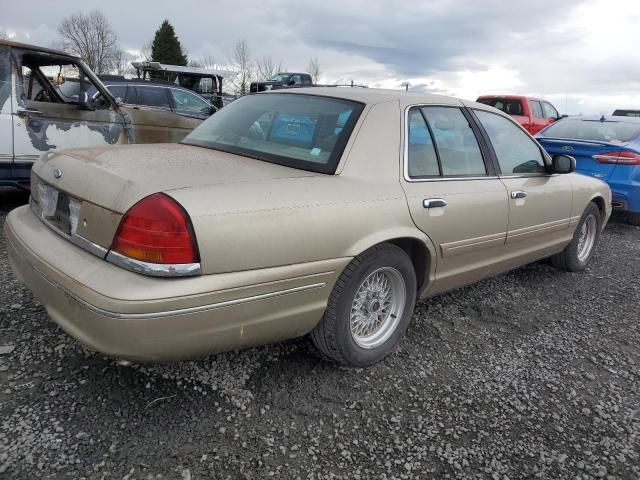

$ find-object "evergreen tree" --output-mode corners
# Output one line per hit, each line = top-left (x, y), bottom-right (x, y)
(150, 20), (188, 66)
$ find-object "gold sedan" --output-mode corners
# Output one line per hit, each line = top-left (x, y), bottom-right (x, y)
(4, 88), (611, 366)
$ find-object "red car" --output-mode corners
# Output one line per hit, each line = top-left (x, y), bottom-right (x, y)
(476, 95), (561, 135)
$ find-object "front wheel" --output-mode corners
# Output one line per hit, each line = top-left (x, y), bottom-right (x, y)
(550, 202), (601, 272)
(311, 243), (417, 367)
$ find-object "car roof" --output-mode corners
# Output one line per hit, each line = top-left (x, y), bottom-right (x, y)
(477, 94), (549, 102)
(264, 87), (464, 106)
(101, 80), (210, 100)
(261, 87), (507, 116)
(0, 39), (79, 59)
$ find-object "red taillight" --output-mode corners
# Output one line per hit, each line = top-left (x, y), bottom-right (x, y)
(111, 193), (199, 264)
(593, 151), (640, 165)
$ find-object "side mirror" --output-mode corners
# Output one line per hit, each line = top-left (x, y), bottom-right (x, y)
(287, 79), (296, 86)
(209, 104), (217, 115)
(552, 154), (576, 174)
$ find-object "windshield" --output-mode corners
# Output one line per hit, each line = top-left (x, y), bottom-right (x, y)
(268, 74), (289, 82)
(182, 93), (364, 174)
(539, 119), (640, 143)
(477, 98), (524, 116)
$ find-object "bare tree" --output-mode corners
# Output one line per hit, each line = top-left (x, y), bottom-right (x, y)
(139, 41), (153, 62)
(0, 30), (7, 40)
(228, 39), (253, 96)
(256, 56), (285, 80)
(113, 48), (133, 76)
(189, 54), (218, 69)
(308, 57), (321, 84)
(58, 10), (118, 74)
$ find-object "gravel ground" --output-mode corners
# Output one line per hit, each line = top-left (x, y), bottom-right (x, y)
(1, 186), (639, 480)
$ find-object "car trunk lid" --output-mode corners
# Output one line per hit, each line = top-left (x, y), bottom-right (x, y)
(537, 137), (630, 181)
(31, 143), (317, 249)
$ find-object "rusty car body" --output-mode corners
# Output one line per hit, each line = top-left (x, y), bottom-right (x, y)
(0, 40), (208, 189)
(5, 88), (612, 367)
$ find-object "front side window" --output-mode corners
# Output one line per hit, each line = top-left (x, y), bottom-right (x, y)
(530, 100), (543, 118)
(19, 55), (102, 107)
(182, 93), (363, 174)
(542, 102), (559, 119)
(475, 110), (546, 174)
(170, 89), (210, 114)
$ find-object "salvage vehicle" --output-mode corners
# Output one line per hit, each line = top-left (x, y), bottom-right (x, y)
(0, 40), (207, 190)
(131, 61), (237, 109)
(250, 72), (314, 93)
(476, 95), (562, 135)
(537, 115), (640, 225)
(5, 88), (611, 367)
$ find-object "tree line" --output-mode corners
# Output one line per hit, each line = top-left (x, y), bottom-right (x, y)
(54, 10), (322, 96)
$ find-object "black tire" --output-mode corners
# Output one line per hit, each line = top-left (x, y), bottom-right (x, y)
(628, 212), (640, 226)
(550, 202), (601, 272)
(311, 243), (417, 367)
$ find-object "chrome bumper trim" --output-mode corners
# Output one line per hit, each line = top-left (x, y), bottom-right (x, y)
(106, 250), (202, 278)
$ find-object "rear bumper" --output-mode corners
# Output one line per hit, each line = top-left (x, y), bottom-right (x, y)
(5, 205), (348, 361)
(608, 167), (640, 213)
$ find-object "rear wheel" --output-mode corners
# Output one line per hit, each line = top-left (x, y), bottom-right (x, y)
(550, 203), (601, 272)
(628, 212), (640, 226)
(311, 243), (417, 367)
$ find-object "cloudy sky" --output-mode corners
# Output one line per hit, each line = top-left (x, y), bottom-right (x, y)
(2, 0), (639, 114)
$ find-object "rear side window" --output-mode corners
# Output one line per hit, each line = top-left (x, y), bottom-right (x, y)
(475, 110), (546, 174)
(407, 106), (486, 178)
(183, 93), (363, 174)
(478, 98), (524, 116)
(124, 86), (138, 104)
(107, 85), (126, 102)
(539, 119), (640, 143)
(530, 100), (543, 118)
(138, 86), (171, 109)
(407, 109), (439, 177)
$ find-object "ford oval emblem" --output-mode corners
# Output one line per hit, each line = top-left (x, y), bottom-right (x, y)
(562, 145), (573, 151)
(53, 168), (62, 179)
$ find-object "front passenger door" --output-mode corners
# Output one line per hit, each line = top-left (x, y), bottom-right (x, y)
(473, 109), (572, 266)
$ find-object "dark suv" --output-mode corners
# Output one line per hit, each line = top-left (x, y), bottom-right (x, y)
(95, 78), (216, 120)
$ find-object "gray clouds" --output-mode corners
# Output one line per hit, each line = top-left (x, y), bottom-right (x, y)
(2, 0), (639, 113)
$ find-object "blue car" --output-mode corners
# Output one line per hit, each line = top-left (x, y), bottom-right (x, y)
(537, 116), (640, 225)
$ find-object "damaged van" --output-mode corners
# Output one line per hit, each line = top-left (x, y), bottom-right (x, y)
(0, 40), (212, 189)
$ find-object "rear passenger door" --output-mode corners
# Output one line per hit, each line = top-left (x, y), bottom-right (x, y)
(401, 105), (509, 294)
(472, 109), (573, 265)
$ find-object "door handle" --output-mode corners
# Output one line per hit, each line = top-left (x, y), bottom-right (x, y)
(16, 108), (43, 117)
(511, 191), (527, 199)
(423, 198), (447, 209)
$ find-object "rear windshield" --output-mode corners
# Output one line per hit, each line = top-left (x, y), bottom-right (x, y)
(477, 98), (524, 116)
(539, 119), (640, 143)
(612, 110), (640, 118)
(182, 93), (364, 174)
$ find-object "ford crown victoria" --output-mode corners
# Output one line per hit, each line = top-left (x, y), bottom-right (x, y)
(5, 88), (611, 366)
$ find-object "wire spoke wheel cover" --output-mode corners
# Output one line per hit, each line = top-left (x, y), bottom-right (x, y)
(349, 267), (406, 349)
(577, 214), (597, 262)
